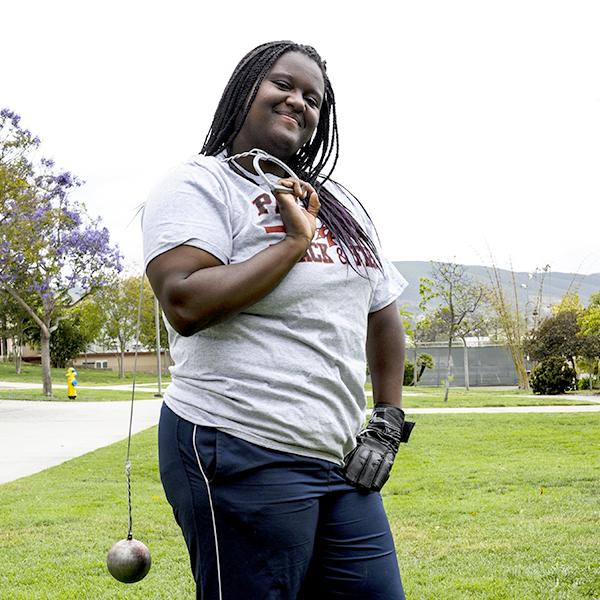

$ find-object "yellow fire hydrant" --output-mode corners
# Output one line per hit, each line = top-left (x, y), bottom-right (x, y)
(66, 367), (78, 400)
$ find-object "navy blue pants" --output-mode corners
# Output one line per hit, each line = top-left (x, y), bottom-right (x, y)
(158, 403), (405, 600)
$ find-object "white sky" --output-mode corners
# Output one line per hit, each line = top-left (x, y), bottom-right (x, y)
(4, 0), (600, 275)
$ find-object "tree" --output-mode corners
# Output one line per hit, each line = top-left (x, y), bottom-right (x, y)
(454, 305), (490, 392)
(0, 314), (7, 360)
(576, 356), (599, 390)
(0, 109), (39, 225)
(415, 353), (434, 383)
(525, 310), (584, 370)
(39, 319), (89, 369)
(402, 304), (443, 386)
(525, 292), (600, 390)
(579, 292), (600, 338)
(402, 352), (434, 386)
(26, 299), (104, 368)
(95, 276), (155, 378)
(552, 291), (583, 316)
(578, 292), (600, 389)
(486, 262), (530, 390)
(0, 291), (36, 373)
(0, 109), (122, 395)
(420, 262), (486, 401)
(139, 295), (169, 360)
(403, 362), (415, 386)
(74, 297), (106, 351)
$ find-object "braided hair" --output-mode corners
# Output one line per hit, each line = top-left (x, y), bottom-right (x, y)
(201, 40), (381, 272)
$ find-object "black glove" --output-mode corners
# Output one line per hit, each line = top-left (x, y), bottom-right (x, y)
(343, 404), (415, 492)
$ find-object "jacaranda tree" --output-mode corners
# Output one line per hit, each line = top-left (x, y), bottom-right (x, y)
(0, 108), (122, 395)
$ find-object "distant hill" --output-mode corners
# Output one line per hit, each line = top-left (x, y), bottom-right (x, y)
(392, 261), (600, 315)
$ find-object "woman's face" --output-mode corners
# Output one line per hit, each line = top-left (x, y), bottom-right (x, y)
(232, 51), (325, 161)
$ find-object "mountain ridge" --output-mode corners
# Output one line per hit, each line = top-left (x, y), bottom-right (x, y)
(391, 260), (600, 315)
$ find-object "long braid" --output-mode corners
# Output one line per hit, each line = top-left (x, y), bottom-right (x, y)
(202, 41), (382, 272)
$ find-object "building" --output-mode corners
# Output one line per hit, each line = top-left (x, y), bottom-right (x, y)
(409, 340), (527, 387)
(74, 351), (170, 374)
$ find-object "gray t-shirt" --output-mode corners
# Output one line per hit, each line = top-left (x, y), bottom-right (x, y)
(143, 153), (407, 464)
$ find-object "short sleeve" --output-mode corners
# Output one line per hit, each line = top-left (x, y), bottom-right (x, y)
(369, 256), (408, 313)
(321, 179), (408, 313)
(142, 161), (232, 269)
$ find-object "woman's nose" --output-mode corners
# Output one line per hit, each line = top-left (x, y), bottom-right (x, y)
(285, 90), (305, 112)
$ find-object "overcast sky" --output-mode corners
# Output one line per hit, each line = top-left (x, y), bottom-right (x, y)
(4, 0), (600, 275)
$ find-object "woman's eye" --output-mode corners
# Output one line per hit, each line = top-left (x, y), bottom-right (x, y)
(274, 80), (291, 90)
(306, 97), (320, 109)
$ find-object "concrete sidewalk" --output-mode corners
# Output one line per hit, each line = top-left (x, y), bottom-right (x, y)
(0, 399), (163, 485)
(399, 405), (600, 414)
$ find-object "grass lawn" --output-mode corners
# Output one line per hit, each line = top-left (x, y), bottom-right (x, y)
(1, 413), (598, 598)
(0, 389), (160, 402)
(403, 389), (598, 408)
(3, 361), (597, 408)
(0, 361), (170, 386)
(365, 385), (599, 408)
(389, 413), (600, 599)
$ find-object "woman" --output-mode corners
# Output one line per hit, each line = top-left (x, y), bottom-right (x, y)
(143, 40), (414, 600)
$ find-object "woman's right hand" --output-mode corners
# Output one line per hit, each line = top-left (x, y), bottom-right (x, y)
(274, 178), (320, 247)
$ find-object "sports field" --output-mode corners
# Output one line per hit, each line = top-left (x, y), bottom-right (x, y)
(1, 404), (598, 598)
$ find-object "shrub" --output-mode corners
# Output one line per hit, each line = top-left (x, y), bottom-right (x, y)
(576, 376), (597, 391)
(530, 356), (576, 395)
(404, 362), (415, 386)
(417, 353), (434, 381)
(403, 353), (435, 386)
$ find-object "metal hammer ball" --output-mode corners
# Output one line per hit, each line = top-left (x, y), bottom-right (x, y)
(107, 538), (151, 583)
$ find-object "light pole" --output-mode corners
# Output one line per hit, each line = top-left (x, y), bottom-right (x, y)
(154, 296), (162, 398)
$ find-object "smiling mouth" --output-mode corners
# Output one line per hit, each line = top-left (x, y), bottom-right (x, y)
(276, 112), (302, 127)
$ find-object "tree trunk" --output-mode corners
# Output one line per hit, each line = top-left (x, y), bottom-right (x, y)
(40, 328), (52, 397)
(13, 334), (22, 374)
(119, 349), (125, 379)
(3, 288), (55, 392)
(462, 337), (470, 391)
(443, 340), (453, 402)
(413, 345), (418, 387)
(0, 315), (7, 361)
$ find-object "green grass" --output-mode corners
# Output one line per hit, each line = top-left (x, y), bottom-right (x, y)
(4, 361), (597, 407)
(0, 428), (192, 599)
(0, 389), (160, 402)
(389, 413), (600, 599)
(0, 361), (170, 386)
(1, 414), (598, 598)
(401, 388), (598, 408)
(363, 385), (599, 408)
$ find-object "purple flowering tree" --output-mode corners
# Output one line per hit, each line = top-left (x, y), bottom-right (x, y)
(0, 108), (122, 396)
